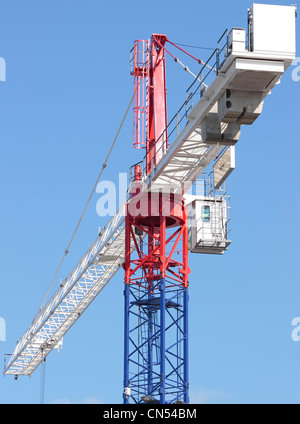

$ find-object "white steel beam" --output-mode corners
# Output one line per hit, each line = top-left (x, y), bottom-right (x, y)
(4, 205), (127, 376)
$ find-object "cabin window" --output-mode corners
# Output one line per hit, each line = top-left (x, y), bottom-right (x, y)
(202, 205), (210, 222)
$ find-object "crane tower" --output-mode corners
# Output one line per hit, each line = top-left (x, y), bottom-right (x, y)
(124, 35), (189, 404)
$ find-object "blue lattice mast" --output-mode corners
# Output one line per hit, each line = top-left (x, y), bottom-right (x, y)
(123, 195), (189, 404)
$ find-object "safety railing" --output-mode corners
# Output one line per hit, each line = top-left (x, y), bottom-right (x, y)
(141, 29), (229, 178)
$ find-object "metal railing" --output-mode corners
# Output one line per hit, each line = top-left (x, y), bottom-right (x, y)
(186, 29), (229, 103)
(141, 29), (229, 178)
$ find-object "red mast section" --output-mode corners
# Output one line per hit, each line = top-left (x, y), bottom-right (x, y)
(131, 35), (168, 172)
(147, 34), (168, 172)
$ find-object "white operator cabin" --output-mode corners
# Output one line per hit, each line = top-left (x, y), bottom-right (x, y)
(188, 3), (296, 255)
(188, 194), (231, 255)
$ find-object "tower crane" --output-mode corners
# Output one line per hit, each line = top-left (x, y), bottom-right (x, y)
(4, 3), (296, 405)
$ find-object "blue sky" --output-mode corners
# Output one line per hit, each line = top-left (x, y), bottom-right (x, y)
(0, 0), (299, 404)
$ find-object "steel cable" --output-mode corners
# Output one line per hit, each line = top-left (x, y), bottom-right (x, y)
(35, 87), (137, 317)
